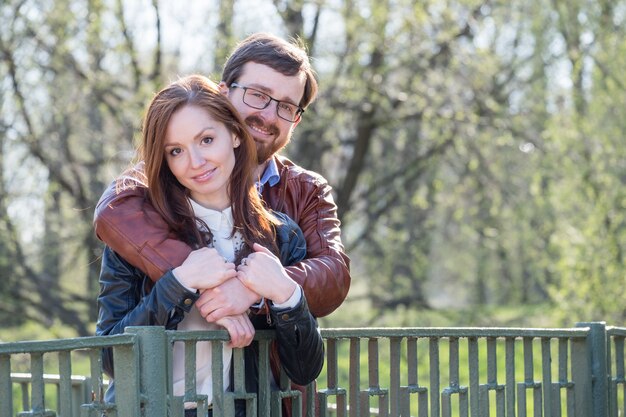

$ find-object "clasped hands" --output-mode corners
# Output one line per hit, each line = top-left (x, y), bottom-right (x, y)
(173, 243), (297, 348)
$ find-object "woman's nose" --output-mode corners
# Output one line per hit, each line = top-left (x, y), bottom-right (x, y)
(189, 148), (206, 168)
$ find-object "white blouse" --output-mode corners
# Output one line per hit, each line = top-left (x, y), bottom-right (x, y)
(172, 200), (244, 407)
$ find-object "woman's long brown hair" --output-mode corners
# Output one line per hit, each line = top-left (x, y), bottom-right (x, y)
(129, 74), (278, 258)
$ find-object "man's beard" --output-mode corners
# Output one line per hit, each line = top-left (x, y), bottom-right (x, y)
(245, 115), (288, 164)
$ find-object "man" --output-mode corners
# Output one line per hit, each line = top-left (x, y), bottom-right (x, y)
(94, 32), (350, 321)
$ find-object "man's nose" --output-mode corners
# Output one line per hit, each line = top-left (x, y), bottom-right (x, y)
(259, 100), (279, 122)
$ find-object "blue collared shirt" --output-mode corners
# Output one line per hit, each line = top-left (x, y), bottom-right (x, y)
(251, 158), (280, 310)
(257, 158), (280, 194)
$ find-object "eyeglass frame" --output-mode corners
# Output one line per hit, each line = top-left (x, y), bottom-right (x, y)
(229, 82), (304, 123)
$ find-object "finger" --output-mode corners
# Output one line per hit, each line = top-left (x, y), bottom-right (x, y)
(234, 315), (254, 347)
(198, 297), (222, 321)
(221, 320), (239, 348)
(227, 318), (245, 348)
(243, 319), (255, 346)
(205, 306), (233, 323)
(223, 268), (238, 280)
(252, 243), (272, 255)
(236, 270), (250, 288)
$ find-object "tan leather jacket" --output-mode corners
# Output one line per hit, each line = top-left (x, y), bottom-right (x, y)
(94, 155), (351, 318)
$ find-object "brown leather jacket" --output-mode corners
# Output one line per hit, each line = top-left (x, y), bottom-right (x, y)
(94, 155), (351, 318)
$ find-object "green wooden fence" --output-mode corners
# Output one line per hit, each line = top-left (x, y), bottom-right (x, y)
(1, 322), (624, 417)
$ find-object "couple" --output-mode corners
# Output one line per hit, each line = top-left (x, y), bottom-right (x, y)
(95, 33), (351, 417)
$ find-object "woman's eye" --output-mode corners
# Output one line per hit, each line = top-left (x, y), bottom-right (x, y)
(168, 148), (181, 156)
(202, 137), (213, 144)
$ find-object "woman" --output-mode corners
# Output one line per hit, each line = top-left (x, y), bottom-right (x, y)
(96, 75), (324, 416)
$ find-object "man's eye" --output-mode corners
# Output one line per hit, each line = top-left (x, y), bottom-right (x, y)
(279, 103), (295, 114)
(251, 91), (268, 100)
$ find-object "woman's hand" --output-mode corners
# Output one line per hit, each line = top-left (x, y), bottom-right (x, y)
(215, 313), (255, 348)
(237, 243), (297, 304)
(172, 247), (236, 290)
(195, 277), (260, 322)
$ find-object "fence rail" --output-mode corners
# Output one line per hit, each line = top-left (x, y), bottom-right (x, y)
(1, 321), (624, 417)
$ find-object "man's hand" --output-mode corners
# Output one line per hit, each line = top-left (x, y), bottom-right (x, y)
(215, 313), (255, 348)
(237, 243), (297, 304)
(172, 247), (236, 290)
(196, 277), (260, 322)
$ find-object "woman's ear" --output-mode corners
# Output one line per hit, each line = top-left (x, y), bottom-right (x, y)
(233, 136), (241, 148)
(218, 81), (229, 96)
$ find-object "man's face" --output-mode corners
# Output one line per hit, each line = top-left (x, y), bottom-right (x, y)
(222, 62), (306, 164)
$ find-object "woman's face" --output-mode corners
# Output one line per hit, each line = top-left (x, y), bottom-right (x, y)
(164, 104), (240, 210)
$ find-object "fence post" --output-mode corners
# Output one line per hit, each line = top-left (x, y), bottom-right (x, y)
(576, 322), (608, 417)
(126, 326), (169, 417)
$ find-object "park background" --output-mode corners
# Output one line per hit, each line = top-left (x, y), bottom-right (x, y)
(1, 0), (625, 342)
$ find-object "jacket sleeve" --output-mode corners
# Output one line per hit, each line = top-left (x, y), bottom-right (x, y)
(96, 246), (199, 376)
(93, 179), (193, 282)
(269, 291), (324, 386)
(272, 211), (307, 266)
(266, 176), (351, 318)
(268, 214), (323, 385)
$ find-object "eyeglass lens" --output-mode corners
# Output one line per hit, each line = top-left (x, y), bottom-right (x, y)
(242, 87), (300, 122)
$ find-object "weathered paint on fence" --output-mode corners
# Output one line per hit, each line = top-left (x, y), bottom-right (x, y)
(1, 322), (625, 417)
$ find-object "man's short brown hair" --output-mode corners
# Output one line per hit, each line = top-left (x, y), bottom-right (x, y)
(221, 33), (318, 109)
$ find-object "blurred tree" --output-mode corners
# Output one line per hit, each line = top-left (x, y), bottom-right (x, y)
(215, 0), (235, 72)
(0, 0), (164, 334)
(1, 0), (626, 335)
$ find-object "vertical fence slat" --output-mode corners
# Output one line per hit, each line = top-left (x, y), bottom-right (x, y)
(441, 390), (451, 417)
(130, 326), (168, 416)
(429, 338), (440, 417)
(404, 337), (416, 417)
(0, 354), (12, 417)
(112, 341), (141, 417)
(258, 338), (271, 417)
(306, 382), (316, 417)
(555, 339), (568, 417)
(505, 337), (515, 417)
(211, 339), (225, 417)
(516, 382), (526, 417)
(571, 329), (593, 417)
(610, 336), (624, 417)
(390, 337), (401, 417)
(185, 340), (197, 401)
(349, 338), (360, 417)
(368, 338), (379, 389)
(459, 387), (468, 417)
(542, 338), (553, 417)
(486, 337), (496, 384)
(58, 350), (72, 417)
(30, 352), (46, 413)
(88, 348), (103, 404)
(577, 322), (608, 417)
(468, 337), (479, 417)
(449, 338), (459, 390)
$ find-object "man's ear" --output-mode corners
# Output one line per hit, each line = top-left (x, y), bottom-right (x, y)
(218, 81), (229, 96)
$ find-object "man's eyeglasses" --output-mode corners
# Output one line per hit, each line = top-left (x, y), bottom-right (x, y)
(230, 83), (304, 123)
